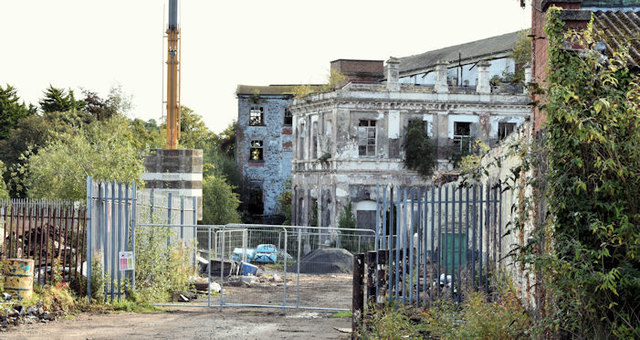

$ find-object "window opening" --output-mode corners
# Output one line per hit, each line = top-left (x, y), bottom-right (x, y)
(453, 121), (472, 154)
(284, 108), (292, 126)
(498, 122), (516, 140)
(250, 106), (264, 126)
(249, 140), (264, 161)
(358, 120), (377, 157)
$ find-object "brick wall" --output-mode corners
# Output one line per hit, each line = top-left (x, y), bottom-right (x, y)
(532, 0), (588, 131)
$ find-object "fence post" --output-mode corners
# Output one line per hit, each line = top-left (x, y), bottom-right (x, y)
(131, 181), (137, 292)
(86, 177), (93, 302)
(377, 249), (389, 304)
(366, 251), (377, 306)
(352, 253), (365, 339)
(192, 196), (197, 268)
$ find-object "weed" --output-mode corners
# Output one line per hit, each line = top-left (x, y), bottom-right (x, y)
(330, 310), (352, 318)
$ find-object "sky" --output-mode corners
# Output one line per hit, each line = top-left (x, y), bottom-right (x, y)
(1, 1), (531, 134)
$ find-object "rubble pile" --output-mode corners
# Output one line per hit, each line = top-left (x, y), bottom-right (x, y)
(292, 248), (354, 274)
(0, 294), (62, 331)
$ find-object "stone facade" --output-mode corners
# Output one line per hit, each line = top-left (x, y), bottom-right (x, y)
(235, 86), (299, 222)
(290, 58), (531, 230)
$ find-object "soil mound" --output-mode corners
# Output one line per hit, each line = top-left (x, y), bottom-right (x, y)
(291, 248), (354, 274)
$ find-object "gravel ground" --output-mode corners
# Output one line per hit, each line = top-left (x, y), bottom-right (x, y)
(0, 307), (352, 340)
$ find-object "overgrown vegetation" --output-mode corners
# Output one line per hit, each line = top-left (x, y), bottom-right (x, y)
(0, 161), (9, 199)
(511, 30), (532, 84)
(132, 224), (194, 304)
(276, 180), (292, 225)
(402, 120), (436, 178)
(359, 291), (532, 339)
(337, 201), (356, 230)
(509, 9), (640, 338)
(201, 175), (241, 225)
(292, 69), (347, 99)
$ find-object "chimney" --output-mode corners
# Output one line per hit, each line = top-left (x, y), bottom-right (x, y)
(435, 60), (449, 93)
(385, 57), (400, 91)
(476, 60), (491, 94)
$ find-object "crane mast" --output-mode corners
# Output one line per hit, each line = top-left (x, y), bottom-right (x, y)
(166, 0), (180, 149)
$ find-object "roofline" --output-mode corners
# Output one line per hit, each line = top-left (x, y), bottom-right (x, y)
(400, 50), (513, 77)
(330, 59), (385, 63)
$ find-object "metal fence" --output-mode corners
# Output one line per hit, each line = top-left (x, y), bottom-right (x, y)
(86, 177), (198, 302)
(367, 182), (504, 307)
(147, 223), (375, 311)
(0, 199), (87, 289)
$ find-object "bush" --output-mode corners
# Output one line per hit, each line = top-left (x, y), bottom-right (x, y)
(360, 291), (532, 339)
(133, 225), (194, 303)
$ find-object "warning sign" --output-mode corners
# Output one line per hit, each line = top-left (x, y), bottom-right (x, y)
(119, 251), (134, 271)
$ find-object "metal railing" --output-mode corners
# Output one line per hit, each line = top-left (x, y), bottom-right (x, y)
(366, 182), (504, 307)
(1, 199), (87, 290)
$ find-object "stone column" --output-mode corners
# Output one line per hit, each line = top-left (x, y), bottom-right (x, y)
(476, 60), (491, 94)
(523, 62), (532, 94)
(434, 60), (449, 93)
(385, 57), (400, 91)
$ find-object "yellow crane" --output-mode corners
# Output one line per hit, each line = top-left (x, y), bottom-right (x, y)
(165, 0), (180, 149)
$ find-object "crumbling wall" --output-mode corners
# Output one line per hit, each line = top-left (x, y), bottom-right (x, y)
(237, 95), (293, 217)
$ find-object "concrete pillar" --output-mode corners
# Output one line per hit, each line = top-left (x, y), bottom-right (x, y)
(434, 60), (449, 93)
(476, 60), (491, 94)
(523, 62), (532, 94)
(385, 57), (400, 91)
(142, 148), (204, 220)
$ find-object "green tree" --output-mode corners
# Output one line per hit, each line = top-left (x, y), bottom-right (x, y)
(402, 120), (436, 178)
(128, 118), (162, 151)
(39, 85), (85, 114)
(0, 161), (9, 199)
(82, 85), (133, 121)
(0, 115), (55, 197)
(0, 84), (36, 140)
(201, 175), (241, 225)
(178, 106), (214, 150)
(24, 116), (144, 200)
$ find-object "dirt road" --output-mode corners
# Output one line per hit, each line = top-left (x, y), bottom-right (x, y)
(0, 307), (351, 340)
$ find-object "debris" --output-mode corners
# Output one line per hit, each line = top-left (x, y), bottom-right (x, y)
(334, 327), (352, 334)
(290, 248), (354, 274)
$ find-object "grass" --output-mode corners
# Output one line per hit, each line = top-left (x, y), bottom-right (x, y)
(331, 310), (352, 318)
(359, 291), (534, 339)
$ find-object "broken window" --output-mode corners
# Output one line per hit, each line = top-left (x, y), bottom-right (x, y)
(249, 140), (264, 161)
(358, 120), (376, 157)
(498, 122), (516, 140)
(250, 106), (264, 126)
(284, 108), (292, 126)
(453, 121), (472, 154)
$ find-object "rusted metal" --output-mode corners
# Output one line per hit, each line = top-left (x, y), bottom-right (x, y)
(1, 200), (87, 291)
(352, 253), (365, 339)
(366, 251), (377, 306)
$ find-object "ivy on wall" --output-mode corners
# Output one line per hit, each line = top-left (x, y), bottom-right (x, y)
(518, 8), (640, 338)
(402, 120), (436, 179)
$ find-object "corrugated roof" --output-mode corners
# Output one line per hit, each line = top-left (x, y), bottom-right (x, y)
(593, 10), (640, 68)
(398, 31), (523, 76)
(583, 0), (640, 7)
(236, 84), (324, 96)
